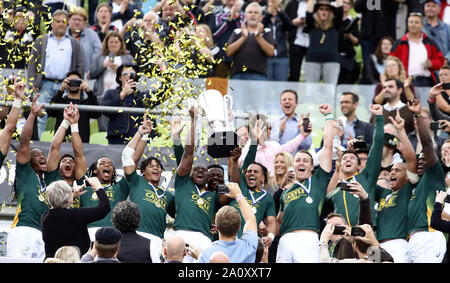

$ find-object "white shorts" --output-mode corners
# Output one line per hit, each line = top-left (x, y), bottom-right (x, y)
(408, 231), (447, 263)
(173, 230), (212, 263)
(380, 239), (410, 263)
(276, 230), (319, 263)
(136, 231), (163, 263)
(7, 226), (45, 261)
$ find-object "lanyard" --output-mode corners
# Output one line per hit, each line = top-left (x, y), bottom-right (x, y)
(295, 177), (311, 196)
(36, 173), (47, 194)
(195, 185), (207, 198)
(248, 188), (267, 205)
(149, 182), (165, 199)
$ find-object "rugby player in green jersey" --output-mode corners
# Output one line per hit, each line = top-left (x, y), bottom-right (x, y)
(7, 95), (68, 260)
(276, 104), (334, 263)
(406, 98), (447, 263)
(374, 109), (418, 263)
(122, 116), (176, 262)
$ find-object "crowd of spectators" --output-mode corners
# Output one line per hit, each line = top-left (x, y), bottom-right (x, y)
(0, 0), (449, 265)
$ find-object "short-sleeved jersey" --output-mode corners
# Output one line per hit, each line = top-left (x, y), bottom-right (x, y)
(407, 162), (446, 234)
(173, 174), (220, 240)
(125, 170), (175, 238)
(79, 177), (129, 228)
(279, 167), (331, 236)
(12, 162), (62, 230)
(375, 183), (414, 242)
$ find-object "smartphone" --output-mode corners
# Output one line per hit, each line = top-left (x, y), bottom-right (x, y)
(430, 121), (442, 131)
(337, 180), (356, 192)
(303, 117), (311, 133)
(333, 225), (346, 235)
(351, 226), (366, 237)
(83, 179), (90, 187)
(217, 184), (229, 194)
(442, 82), (450, 90)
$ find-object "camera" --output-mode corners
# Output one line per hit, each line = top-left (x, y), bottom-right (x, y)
(303, 117), (311, 133)
(430, 121), (442, 131)
(333, 225), (346, 235)
(68, 79), (82, 87)
(217, 183), (229, 194)
(442, 82), (450, 90)
(353, 136), (367, 149)
(337, 180), (356, 192)
(351, 226), (366, 237)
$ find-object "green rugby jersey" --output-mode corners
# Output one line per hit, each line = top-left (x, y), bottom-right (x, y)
(79, 177), (130, 228)
(173, 174), (219, 240)
(325, 115), (384, 227)
(12, 161), (62, 230)
(279, 167), (331, 236)
(0, 151), (5, 165)
(375, 183), (414, 242)
(126, 170), (175, 238)
(407, 162), (445, 234)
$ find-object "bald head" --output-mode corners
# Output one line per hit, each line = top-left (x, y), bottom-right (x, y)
(165, 236), (186, 261)
(209, 251), (230, 263)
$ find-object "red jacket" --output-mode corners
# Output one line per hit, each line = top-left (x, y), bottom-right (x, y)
(389, 32), (445, 83)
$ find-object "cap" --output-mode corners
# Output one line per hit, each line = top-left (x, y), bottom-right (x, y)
(95, 227), (122, 245)
(68, 6), (88, 21)
(426, 0), (440, 5)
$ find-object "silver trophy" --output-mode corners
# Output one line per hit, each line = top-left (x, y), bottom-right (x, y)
(197, 89), (239, 158)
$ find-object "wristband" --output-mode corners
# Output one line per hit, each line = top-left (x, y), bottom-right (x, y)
(268, 233), (275, 241)
(324, 113), (333, 121)
(60, 119), (70, 129)
(428, 98), (436, 103)
(236, 194), (244, 202)
(71, 123), (79, 133)
(12, 99), (22, 108)
(414, 113), (422, 118)
(141, 133), (149, 141)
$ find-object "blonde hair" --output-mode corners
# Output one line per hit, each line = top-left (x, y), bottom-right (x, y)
(47, 180), (72, 209)
(268, 151), (294, 188)
(197, 24), (214, 48)
(313, 6), (335, 30)
(54, 246), (81, 263)
(384, 56), (407, 82)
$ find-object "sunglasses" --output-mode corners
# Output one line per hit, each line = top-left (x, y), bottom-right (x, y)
(122, 71), (136, 77)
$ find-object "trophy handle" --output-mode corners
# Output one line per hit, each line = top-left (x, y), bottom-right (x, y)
(223, 95), (233, 128)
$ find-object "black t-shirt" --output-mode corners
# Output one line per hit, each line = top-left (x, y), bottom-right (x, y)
(227, 28), (275, 76)
(305, 7), (343, 63)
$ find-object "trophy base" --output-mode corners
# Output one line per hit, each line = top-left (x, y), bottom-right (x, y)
(207, 131), (239, 158)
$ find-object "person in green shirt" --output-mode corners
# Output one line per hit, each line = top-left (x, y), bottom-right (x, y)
(324, 104), (384, 227)
(375, 109), (418, 263)
(122, 116), (176, 262)
(276, 103), (334, 263)
(7, 95), (67, 260)
(172, 106), (221, 262)
(406, 99), (447, 263)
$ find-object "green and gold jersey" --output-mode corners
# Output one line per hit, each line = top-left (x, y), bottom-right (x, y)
(375, 183), (414, 242)
(325, 115), (384, 227)
(173, 174), (219, 240)
(279, 167), (331, 236)
(126, 170), (175, 238)
(12, 161), (62, 230)
(407, 162), (445, 235)
(79, 177), (130, 228)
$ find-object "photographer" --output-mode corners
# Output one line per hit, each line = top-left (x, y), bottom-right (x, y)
(48, 71), (100, 143)
(102, 63), (158, 144)
(319, 223), (393, 263)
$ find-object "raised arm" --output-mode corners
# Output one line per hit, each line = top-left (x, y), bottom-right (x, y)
(0, 78), (25, 156)
(318, 104), (334, 173)
(46, 105), (71, 172)
(227, 182), (257, 234)
(176, 107), (197, 177)
(16, 95), (44, 164)
(68, 104), (87, 180)
(408, 99), (439, 166)
(122, 116), (153, 175)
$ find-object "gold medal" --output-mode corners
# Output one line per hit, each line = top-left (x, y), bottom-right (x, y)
(38, 195), (45, 202)
(252, 206), (257, 214)
(155, 202), (161, 208)
(197, 198), (204, 205)
(306, 196), (313, 204)
(91, 193), (98, 200)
